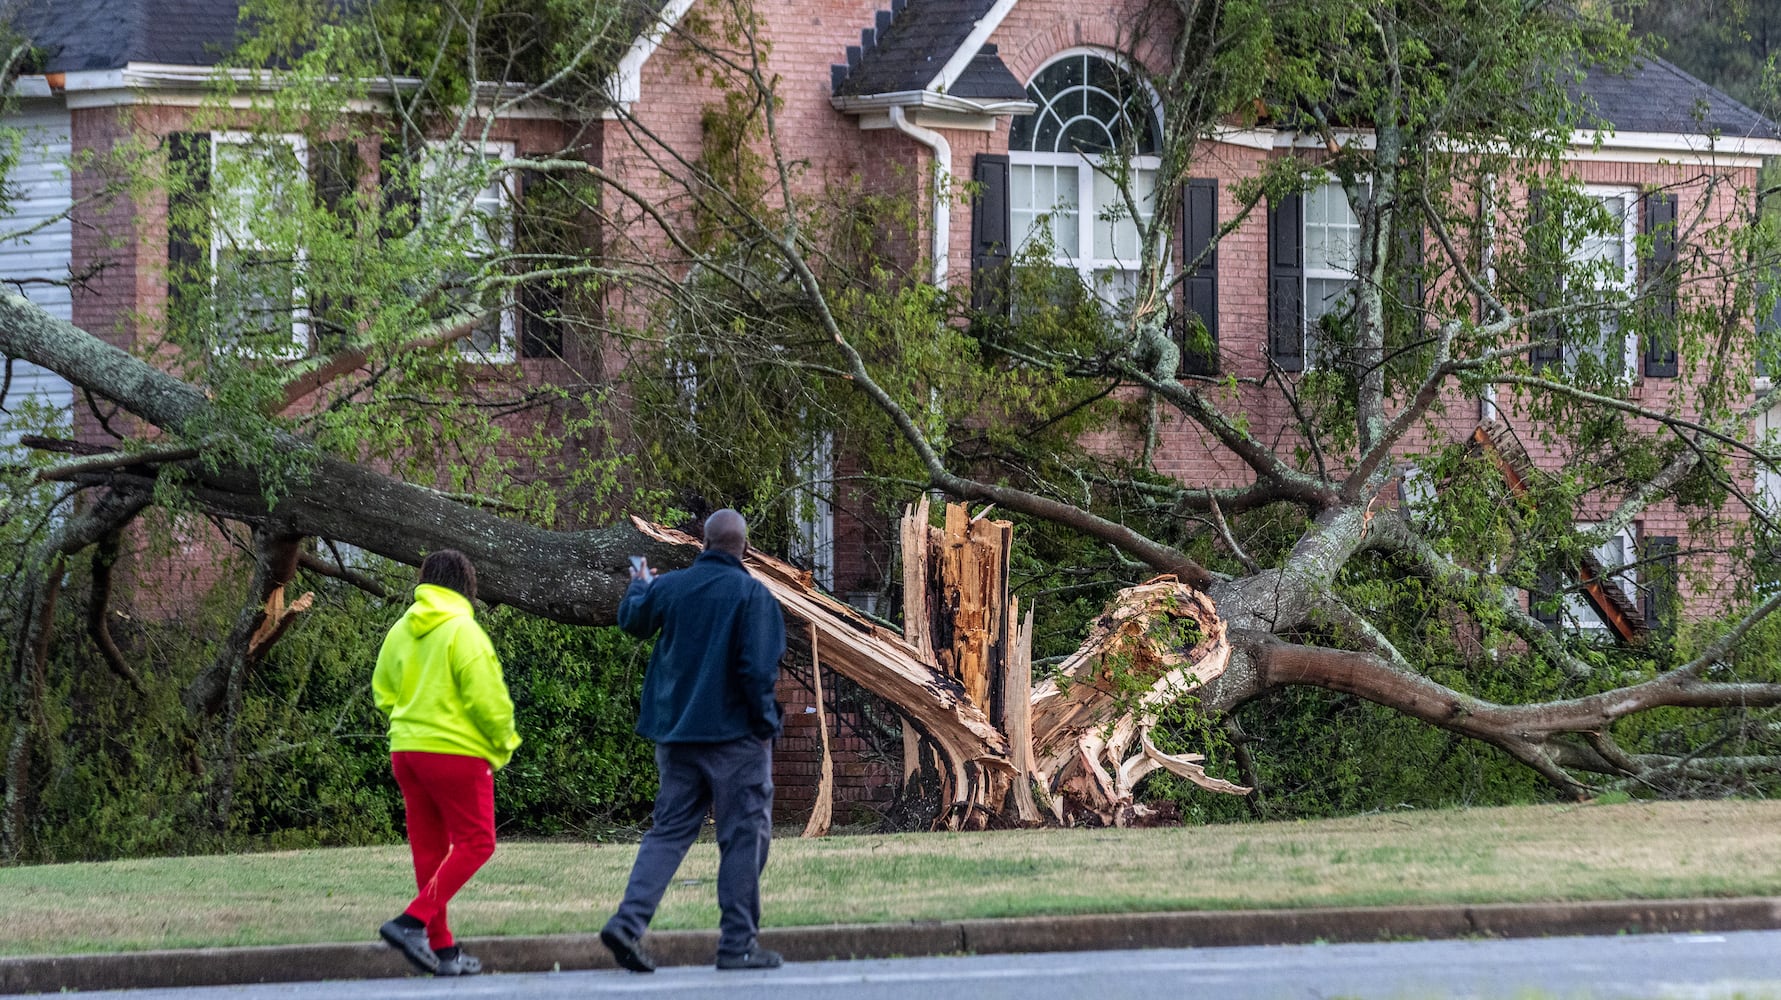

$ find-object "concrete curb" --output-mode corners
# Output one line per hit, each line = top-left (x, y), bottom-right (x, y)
(3, 897), (1779, 994)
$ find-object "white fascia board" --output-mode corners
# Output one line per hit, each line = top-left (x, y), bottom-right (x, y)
(928, 0), (1021, 95)
(1569, 128), (1781, 167)
(7, 75), (55, 99)
(1275, 129), (1378, 151)
(59, 63), (422, 111)
(1273, 126), (1780, 167)
(602, 0), (699, 114)
(832, 90), (1035, 128)
(1210, 126), (1276, 150)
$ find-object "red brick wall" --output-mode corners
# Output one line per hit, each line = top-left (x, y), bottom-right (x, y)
(773, 660), (901, 825)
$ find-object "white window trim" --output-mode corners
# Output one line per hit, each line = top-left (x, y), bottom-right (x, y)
(1010, 151), (1162, 288)
(1008, 48), (1167, 308)
(1299, 177), (1371, 368)
(210, 130), (309, 358)
(1566, 184), (1640, 378)
(1758, 400), (1781, 517)
(787, 430), (835, 591)
(421, 139), (518, 364)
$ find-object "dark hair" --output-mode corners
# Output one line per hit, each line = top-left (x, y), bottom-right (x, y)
(418, 549), (477, 601)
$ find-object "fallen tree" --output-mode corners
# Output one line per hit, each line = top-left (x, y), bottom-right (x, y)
(10, 0), (1781, 858)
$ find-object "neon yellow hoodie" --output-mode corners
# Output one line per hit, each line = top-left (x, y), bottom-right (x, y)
(372, 584), (521, 769)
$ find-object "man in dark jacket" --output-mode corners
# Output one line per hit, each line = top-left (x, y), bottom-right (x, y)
(600, 509), (788, 973)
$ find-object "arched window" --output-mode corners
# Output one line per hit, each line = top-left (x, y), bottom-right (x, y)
(1007, 52), (1162, 303)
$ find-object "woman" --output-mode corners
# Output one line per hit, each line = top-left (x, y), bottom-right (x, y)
(372, 550), (521, 977)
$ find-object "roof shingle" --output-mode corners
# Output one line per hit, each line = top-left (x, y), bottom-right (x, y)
(833, 0), (1001, 98)
(1573, 57), (1776, 138)
(13, 0), (245, 73)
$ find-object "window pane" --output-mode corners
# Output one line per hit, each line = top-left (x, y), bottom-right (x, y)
(1304, 181), (1360, 275)
(215, 248), (299, 347)
(1051, 166), (1079, 255)
(213, 139), (304, 246)
(1014, 54), (1158, 154)
(1306, 277), (1353, 323)
(1305, 225), (1330, 272)
(1091, 167), (1154, 263)
(1092, 267), (1139, 310)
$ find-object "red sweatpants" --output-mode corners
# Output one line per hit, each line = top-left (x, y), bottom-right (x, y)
(392, 751), (496, 950)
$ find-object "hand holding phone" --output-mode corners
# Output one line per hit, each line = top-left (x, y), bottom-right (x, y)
(628, 555), (653, 582)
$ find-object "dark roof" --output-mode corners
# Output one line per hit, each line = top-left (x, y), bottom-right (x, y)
(11, 0), (245, 73)
(833, 0), (1003, 98)
(947, 46), (1026, 101)
(1575, 56), (1778, 138)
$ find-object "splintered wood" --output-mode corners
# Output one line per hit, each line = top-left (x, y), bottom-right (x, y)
(631, 504), (1241, 831)
(800, 621), (834, 838)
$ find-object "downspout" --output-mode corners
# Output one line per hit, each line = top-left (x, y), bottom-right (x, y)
(888, 105), (951, 289)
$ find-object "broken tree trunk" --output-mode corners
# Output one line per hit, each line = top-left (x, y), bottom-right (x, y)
(1028, 580), (1249, 826)
(632, 518), (1013, 828)
(635, 503), (1246, 830)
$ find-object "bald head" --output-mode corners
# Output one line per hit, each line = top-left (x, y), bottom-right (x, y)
(704, 508), (748, 557)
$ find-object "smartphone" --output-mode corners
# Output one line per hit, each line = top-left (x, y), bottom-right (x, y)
(628, 555), (651, 581)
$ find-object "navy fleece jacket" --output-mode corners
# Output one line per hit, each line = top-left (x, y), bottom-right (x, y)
(618, 549), (787, 743)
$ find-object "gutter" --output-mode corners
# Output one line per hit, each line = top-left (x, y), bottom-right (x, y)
(832, 89), (1034, 118)
(888, 105), (952, 289)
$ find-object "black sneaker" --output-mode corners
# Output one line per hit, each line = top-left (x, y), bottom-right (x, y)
(378, 919), (439, 975)
(600, 927), (656, 973)
(716, 947), (783, 970)
(434, 949), (482, 976)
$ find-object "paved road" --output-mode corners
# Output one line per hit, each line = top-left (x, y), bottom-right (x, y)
(33, 929), (1781, 999)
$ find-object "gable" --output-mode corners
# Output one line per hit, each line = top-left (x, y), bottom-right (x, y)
(832, 0), (1023, 100)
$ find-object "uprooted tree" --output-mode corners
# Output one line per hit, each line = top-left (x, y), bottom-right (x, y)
(9, 0), (1781, 854)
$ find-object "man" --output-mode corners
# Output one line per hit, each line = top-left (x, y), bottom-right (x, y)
(601, 509), (788, 973)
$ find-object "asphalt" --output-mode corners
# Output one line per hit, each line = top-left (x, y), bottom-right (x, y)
(3, 897), (1780, 995)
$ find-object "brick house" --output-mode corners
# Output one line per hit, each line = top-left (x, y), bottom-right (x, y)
(5, 0), (1780, 822)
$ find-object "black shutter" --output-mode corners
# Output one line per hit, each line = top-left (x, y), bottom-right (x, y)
(310, 140), (361, 346)
(1397, 206), (1424, 314)
(166, 131), (211, 310)
(1642, 192), (1679, 378)
(311, 139), (359, 214)
(1528, 186), (1561, 372)
(1640, 535), (1679, 638)
(1759, 277), (1781, 379)
(517, 170), (565, 359)
(1529, 567), (1562, 630)
(970, 153), (1012, 319)
(1268, 192), (1304, 372)
(1179, 177), (1218, 376)
(378, 139), (419, 241)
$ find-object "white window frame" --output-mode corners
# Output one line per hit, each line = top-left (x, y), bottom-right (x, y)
(1564, 184), (1640, 377)
(1758, 400), (1781, 517)
(1008, 49), (1164, 309)
(1301, 178), (1367, 365)
(421, 139), (518, 363)
(787, 430), (835, 591)
(210, 131), (309, 358)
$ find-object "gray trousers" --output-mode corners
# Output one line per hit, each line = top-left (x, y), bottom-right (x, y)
(605, 736), (774, 956)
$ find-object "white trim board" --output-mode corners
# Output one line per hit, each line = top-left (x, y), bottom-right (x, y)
(601, 0), (699, 115)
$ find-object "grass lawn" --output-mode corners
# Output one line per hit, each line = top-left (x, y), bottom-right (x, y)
(2, 799), (1778, 956)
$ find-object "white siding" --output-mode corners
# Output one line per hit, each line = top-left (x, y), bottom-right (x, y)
(0, 101), (72, 443)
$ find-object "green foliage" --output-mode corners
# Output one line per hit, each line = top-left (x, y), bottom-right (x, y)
(8, 556), (658, 862)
